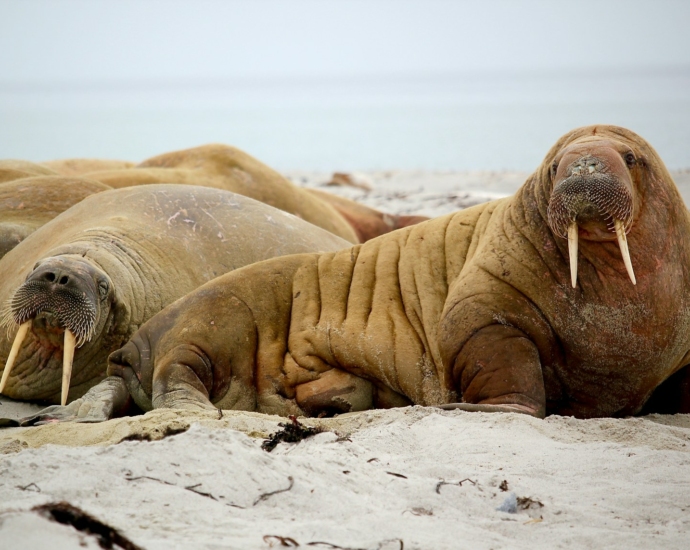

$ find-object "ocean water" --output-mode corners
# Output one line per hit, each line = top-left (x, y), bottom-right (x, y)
(1, 69), (688, 170)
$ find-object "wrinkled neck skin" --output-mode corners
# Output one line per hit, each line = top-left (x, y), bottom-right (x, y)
(3, 244), (133, 403)
(479, 131), (690, 417)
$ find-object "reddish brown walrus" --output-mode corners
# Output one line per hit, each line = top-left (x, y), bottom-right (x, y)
(23, 125), (690, 423)
(100, 125), (690, 419)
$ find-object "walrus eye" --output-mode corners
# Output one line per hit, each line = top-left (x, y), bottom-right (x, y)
(624, 152), (636, 167)
(551, 162), (559, 179)
(97, 280), (109, 299)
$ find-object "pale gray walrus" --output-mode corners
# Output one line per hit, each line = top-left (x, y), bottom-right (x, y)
(100, 125), (690, 420)
(0, 185), (349, 423)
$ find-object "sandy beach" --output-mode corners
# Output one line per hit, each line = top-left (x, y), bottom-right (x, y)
(1, 170), (689, 549)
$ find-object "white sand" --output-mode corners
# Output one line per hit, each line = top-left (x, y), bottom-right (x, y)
(1, 171), (690, 549)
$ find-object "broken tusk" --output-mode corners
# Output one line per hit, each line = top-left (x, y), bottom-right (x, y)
(61, 329), (77, 406)
(568, 222), (578, 288)
(614, 219), (636, 285)
(0, 321), (31, 394)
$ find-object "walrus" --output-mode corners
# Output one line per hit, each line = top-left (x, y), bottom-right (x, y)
(79, 144), (359, 242)
(41, 158), (135, 177)
(0, 185), (350, 421)
(0, 176), (111, 259)
(0, 160), (58, 184)
(82, 144), (428, 243)
(304, 187), (430, 243)
(100, 125), (690, 421)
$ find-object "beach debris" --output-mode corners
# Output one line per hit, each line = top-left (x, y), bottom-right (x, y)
(33, 501), (143, 550)
(435, 478), (476, 494)
(16, 482), (41, 492)
(496, 492), (518, 513)
(118, 424), (189, 443)
(407, 507), (433, 516)
(261, 416), (323, 452)
(326, 172), (373, 191)
(517, 496), (545, 516)
(496, 493), (545, 516)
(253, 476), (295, 506)
(499, 479), (509, 492)
(264, 534), (299, 547)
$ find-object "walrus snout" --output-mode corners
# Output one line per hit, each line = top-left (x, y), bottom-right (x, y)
(10, 257), (102, 345)
(0, 256), (112, 405)
(547, 145), (637, 288)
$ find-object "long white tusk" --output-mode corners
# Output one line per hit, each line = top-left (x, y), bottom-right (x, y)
(0, 321), (31, 394)
(61, 329), (77, 406)
(614, 219), (636, 285)
(568, 222), (579, 288)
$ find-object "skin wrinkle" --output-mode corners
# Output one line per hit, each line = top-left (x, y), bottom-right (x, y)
(342, 246), (360, 324)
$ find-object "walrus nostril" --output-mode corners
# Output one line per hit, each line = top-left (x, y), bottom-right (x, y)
(41, 271), (70, 285)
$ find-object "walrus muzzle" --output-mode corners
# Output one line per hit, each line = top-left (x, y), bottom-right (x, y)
(0, 258), (104, 405)
(547, 154), (636, 288)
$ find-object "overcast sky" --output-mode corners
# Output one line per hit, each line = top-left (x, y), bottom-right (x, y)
(1, 0), (689, 82)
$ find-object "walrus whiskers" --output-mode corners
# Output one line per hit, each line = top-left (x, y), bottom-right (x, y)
(614, 219), (636, 285)
(568, 222), (579, 288)
(0, 321), (31, 394)
(62, 329), (76, 406)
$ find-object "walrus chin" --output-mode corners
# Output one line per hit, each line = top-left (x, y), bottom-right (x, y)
(0, 256), (110, 406)
(546, 143), (637, 288)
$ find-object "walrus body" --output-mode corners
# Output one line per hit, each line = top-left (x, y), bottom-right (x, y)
(0, 146), (426, 255)
(0, 185), (350, 413)
(82, 144), (360, 243)
(0, 176), (111, 259)
(41, 158), (135, 177)
(106, 126), (690, 420)
(83, 144), (429, 243)
(304, 187), (429, 243)
(0, 160), (58, 184)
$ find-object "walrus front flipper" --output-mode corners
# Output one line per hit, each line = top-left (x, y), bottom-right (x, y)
(15, 377), (132, 426)
(450, 325), (546, 419)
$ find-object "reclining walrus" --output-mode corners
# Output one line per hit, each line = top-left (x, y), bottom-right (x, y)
(76, 144), (427, 243)
(86, 125), (689, 421)
(0, 176), (111, 259)
(0, 185), (349, 421)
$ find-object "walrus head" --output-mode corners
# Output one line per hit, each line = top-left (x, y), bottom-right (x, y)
(0, 255), (114, 405)
(546, 135), (641, 288)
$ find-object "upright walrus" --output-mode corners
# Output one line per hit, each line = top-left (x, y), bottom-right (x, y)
(103, 125), (690, 420)
(0, 185), (349, 420)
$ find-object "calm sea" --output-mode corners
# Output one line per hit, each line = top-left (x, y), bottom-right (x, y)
(1, 69), (688, 171)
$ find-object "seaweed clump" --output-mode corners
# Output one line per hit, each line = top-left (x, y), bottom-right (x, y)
(261, 415), (323, 452)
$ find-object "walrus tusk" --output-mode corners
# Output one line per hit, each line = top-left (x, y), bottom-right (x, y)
(614, 219), (636, 285)
(62, 329), (77, 406)
(568, 222), (578, 288)
(0, 321), (31, 394)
